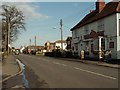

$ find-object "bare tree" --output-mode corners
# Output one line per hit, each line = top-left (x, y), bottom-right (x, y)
(1, 5), (25, 54)
(0, 21), (2, 51)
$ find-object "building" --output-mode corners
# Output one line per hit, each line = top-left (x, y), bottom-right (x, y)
(54, 40), (67, 50)
(44, 41), (55, 52)
(71, 0), (120, 59)
(26, 45), (44, 53)
(44, 40), (67, 52)
(66, 37), (72, 51)
(20, 46), (25, 53)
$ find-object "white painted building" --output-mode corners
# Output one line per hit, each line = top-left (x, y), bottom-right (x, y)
(71, 0), (120, 59)
(54, 40), (67, 50)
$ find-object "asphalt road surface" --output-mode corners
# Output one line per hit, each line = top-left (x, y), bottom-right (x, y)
(15, 54), (118, 88)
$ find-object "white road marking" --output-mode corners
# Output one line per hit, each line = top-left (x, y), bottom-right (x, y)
(22, 55), (117, 80)
(53, 62), (60, 65)
(73, 67), (117, 80)
(53, 62), (67, 67)
(24, 55), (50, 62)
(61, 64), (67, 66)
(45, 60), (50, 62)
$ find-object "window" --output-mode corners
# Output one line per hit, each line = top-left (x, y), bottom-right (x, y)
(91, 44), (94, 52)
(109, 42), (114, 48)
(68, 41), (70, 45)
(84, 26), (89, 34)
(98, 20), (104, 31)
(101, 38), (105, 50)
(72, 46), (74, 50)
(74, 30), (77, 38)
(86, 42), (89, 51)
(98, 24), (104, 31)
(81, 44), (83, 46)
(75, 44), (78, 51)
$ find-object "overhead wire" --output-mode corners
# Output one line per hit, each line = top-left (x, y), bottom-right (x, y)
(53, 3), (95, 29)
(64, 3), (95, 28)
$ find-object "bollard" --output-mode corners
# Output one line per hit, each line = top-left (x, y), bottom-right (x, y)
(81, 50), (84, 60)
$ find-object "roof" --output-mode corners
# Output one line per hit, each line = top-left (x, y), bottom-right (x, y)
(66, 37), (72, 41)
(45, 42), (55, 46)
(28, 45), (44, 49)
(71, 1), (120, 31)
(54, 40), (66, 43)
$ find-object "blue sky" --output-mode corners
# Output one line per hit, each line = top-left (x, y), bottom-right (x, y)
(5, 2), (96, 48)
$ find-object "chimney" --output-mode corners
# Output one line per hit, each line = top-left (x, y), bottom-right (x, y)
(96, 0), (105, 13)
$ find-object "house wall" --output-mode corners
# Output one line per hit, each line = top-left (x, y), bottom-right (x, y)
(104, 14), (117, 59)
(72, 14), (118, 59)
(55, 43), (67, 50)
(117, 13), (120, 59)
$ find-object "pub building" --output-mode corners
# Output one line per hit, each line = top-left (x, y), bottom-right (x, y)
(71, 0), (120, 59)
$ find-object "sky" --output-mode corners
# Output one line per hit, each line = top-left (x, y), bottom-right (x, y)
(1, 1), (111, 48)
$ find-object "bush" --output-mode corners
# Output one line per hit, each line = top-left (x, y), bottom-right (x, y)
(65, 51), (72, 58)
(45, 49), (74, 58)
(45, 49), (64, 57)
(45, 52), (54, 57)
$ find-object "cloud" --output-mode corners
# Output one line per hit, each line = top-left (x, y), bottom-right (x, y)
(2, 2), (49, 20)
(17, 3), (49, 20)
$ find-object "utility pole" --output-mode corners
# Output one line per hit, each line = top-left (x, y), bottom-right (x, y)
(30, 39), (31, 54)
(35, 36), (36, 53)
(60, 19), (63, 50)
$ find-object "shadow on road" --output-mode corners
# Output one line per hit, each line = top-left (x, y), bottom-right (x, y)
(25, 66), (49, 88)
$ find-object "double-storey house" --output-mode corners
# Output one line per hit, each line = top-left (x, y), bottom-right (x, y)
(71, 0), (120, 59)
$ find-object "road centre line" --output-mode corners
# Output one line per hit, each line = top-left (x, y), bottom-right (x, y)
(23, 55), (49, 62)
(53, 62), (67, 67)
(61, 64), (67, 66)
(73, 67), (117, 80)
(53, 62), (60, 65)
(22, 55), (117, 80)
(45, 60), (50, 62)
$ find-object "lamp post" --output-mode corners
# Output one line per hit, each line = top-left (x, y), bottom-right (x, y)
(53, 19), (63, 50)
(35, 36), (36, 54)
(60, 19), (63, 50)
(30, 39), (31, 54)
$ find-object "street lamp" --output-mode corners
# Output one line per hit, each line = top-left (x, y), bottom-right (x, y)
(53, 19), (63, 50)
(35, 36), (37, 54)
(60, 19), (63, 50)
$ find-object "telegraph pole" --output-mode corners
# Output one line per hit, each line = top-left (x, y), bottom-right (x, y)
(35, 36), (36, 53)
(60, 19), (63, 50)
(30, 39), (31, 54)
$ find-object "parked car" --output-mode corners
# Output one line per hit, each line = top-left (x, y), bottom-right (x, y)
(15, 50), (19, 55)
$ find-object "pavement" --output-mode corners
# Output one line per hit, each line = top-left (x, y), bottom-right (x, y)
(2, 55), (19, 77)
(1, 54), (24, 89)
(59, 57), (120, 69)
(0, 54), (119, 89)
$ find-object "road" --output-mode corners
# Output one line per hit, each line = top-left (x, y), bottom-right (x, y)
(14, 54), (118, 88)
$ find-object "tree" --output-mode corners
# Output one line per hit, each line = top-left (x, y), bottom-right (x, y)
(0, 21), (2, 51)
(1, 5), (25, 54)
